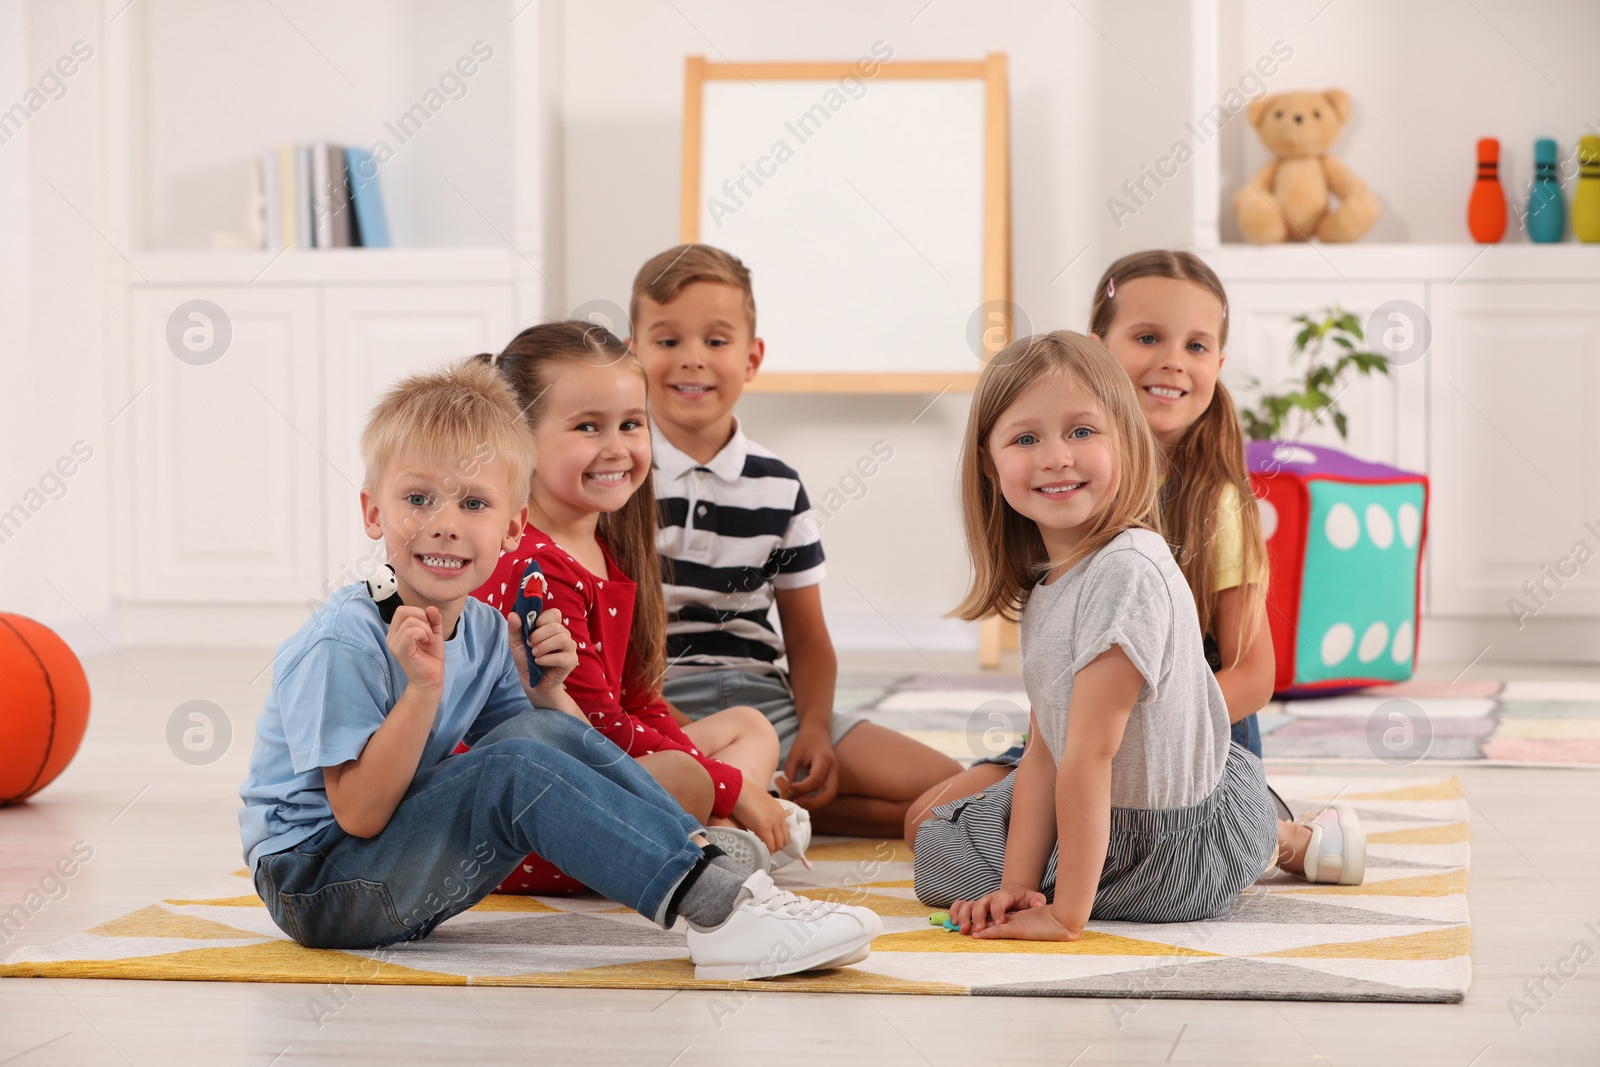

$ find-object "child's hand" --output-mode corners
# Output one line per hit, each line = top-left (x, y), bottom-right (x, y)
(506, 611), (581, 715)
(782, 725), (840, 809)
(950, 883), (1048, 935)
(730, 781), (791, 856)
(970, 902), (1080, 942)
(388, 605), (446, 694)
(525, 606), (578, 692)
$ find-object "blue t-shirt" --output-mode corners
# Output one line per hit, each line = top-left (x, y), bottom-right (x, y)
(238, 585), (532, 871)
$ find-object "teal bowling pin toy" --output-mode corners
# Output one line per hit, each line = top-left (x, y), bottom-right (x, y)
(1467, 138), (1506, 243)
(1527, 138), (1565, 243)
(1575, 135), (1600, 243)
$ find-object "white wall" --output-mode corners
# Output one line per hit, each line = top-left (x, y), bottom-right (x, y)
(559, 0), (1198, 649)
(0, 0), (34, 614)
(2, 0), (116, 653)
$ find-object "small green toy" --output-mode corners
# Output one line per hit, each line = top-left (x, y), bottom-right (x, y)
(928, 911), (950, 926)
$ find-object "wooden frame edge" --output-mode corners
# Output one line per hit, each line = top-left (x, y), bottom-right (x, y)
(679, 54), (1010, 397)
(745, 372), (979, 394)
(679, 55), (706, 243)
(700, 60), (988, 81)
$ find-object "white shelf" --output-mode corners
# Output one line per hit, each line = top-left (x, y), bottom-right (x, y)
(1208, 243), (1600, 284)
(119, 248), (522, 286)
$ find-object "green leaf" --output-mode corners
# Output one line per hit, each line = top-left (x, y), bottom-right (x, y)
(1333, 410), (1349, 438)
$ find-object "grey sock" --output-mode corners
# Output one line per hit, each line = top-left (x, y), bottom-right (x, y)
(702, 843), (750, 876)
(661, 859), (750, 930)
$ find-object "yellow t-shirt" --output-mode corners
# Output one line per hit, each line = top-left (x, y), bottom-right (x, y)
(1157, 477), (1268, 592)
(1210, 483), (1268, 592)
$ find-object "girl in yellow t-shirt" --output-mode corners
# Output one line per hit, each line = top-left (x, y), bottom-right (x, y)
(905, 250), (1277, 841)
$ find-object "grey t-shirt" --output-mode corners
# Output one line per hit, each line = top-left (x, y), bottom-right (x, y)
(1020, 527), (1230, 811)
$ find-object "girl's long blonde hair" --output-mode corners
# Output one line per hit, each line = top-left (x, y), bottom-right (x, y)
(474, 322), (667, 702)
(1088, 250), (1268, 663)
(951, 331), (1162, 623)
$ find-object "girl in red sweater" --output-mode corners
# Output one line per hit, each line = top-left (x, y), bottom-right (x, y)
(472, 323), (790, 891)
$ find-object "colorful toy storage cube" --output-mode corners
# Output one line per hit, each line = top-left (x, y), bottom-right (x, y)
(1247, 441), (1428, 697)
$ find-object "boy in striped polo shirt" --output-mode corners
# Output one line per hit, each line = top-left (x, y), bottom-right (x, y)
(629, 244), (961, 839)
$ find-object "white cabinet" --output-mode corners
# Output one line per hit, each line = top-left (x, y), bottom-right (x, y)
(125, 287), (323, 603)
(1427, 284), (1600, 619)
(119, 272), (517, 610)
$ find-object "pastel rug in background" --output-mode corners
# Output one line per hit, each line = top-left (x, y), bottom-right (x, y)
(860, 674), (1600, 767)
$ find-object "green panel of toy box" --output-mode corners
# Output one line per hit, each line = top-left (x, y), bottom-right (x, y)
(1293, 479), (1425, 686)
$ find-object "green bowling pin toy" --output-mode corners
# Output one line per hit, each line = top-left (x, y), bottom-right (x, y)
(1528, 138), (1565, 242)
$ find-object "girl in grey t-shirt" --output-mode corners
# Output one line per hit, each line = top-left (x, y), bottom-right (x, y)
(912, 332), (1366, 939)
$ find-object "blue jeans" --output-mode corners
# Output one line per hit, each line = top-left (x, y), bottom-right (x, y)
(1230, 713), (1263, 758)
(253, 709), (705, 949)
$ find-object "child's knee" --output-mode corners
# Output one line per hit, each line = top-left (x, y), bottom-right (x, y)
(643, 750), (714, 820)
(731, 704), (778, 748)
(478, 707), (587, 749)
(903, 803), (934, 846)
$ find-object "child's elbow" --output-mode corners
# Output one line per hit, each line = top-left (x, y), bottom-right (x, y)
(333, 812), (380, 839)
(329, 799), (385, 839)
(1244, 658), (1276, 714)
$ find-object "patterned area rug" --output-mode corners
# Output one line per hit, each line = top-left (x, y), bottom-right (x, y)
(1, 776), (1471, 1002)
(855, 675), (1600, 767)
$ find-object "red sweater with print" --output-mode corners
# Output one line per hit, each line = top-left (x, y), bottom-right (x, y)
(473, 524), (743, 818)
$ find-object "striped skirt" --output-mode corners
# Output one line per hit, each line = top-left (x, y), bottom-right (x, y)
(912, 741), (1278, 924)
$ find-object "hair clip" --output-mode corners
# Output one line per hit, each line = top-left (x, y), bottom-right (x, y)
(1105, 277), (1115, 299)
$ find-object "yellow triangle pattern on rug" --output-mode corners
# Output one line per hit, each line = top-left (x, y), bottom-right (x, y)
(0, 775), (1471, 1002)
(162, 895), (268, 908)
(90, 905), (264, 942)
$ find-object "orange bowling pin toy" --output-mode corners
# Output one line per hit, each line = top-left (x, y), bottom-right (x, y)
(1468, 137), (1507, 243)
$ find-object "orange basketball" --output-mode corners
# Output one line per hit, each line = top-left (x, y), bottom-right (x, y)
(0, 614), (91, 804)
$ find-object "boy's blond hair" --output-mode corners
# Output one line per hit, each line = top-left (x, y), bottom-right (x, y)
(630, 244), (757, 335)
(360, 359), (535, 503)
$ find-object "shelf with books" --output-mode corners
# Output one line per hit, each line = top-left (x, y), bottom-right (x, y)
(104, 0), (552, 262)
(256, 142), (391, 253)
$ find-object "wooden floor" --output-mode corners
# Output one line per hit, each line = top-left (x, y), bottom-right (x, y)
(3, 647), (1598, 1066)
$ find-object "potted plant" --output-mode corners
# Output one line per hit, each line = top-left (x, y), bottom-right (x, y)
(1238, 305), (1391, 442)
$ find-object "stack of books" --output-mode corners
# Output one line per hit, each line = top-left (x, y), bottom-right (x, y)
(255, 143), (390, 250)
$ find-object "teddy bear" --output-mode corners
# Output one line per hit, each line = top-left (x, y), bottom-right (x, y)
(1232, 89), (1379, 244)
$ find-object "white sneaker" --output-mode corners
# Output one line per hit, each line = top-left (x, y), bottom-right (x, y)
(1300, 802), (1367, 885)
(771, 798), (812, 871)
(702, 826), (771, 875)
(685, 870), (882, 981)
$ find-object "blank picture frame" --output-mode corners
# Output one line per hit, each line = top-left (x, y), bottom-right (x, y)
(680, 54), (1011, 393)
